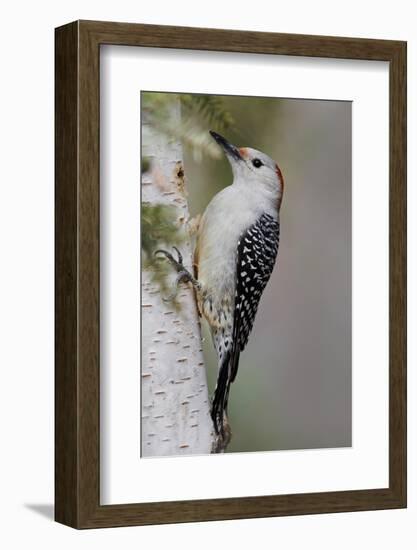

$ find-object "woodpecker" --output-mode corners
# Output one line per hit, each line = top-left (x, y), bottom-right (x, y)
(156, 131), (284, 451)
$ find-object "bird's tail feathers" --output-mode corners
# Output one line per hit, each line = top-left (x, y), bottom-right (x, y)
(211, 347), (241, 434)
(229, 348), (240, 384)
(211, 350), (231, 437)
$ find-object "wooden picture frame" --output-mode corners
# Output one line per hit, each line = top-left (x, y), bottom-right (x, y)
(55, 20), (407, 528)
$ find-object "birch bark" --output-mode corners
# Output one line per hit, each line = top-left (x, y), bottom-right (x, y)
(141, 100), (214, 457)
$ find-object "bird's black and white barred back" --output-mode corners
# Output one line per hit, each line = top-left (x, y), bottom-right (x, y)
(211, 213), (280, 436)
(233, 213), (280, 359)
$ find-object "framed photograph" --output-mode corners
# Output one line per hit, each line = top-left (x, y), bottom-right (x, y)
(55, 20), (406, 528)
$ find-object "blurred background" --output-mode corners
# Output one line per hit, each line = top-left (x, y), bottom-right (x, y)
(142, 92), (352, 453)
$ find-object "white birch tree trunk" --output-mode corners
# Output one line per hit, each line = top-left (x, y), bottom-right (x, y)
(141, 101), (214, 457)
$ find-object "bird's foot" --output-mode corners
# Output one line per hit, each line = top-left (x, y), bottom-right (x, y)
(154, 246), (201, 301)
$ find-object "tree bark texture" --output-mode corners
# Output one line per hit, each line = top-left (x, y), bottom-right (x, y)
(141, 100), (214, 457)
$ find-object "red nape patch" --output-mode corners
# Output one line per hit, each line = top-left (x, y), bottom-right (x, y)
(275, 163), (284, 208)
(275, 163), (284, 190)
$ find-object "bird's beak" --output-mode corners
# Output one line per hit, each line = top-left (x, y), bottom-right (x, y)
(209, 130), (242, 162)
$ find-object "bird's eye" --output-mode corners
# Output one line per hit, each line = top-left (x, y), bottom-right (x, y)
(252, 158), (263, 168)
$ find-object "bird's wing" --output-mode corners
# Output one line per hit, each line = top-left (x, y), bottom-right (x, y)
(229, 213), (280, 383)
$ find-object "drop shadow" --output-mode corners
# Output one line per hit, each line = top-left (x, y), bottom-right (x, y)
(24, 503), (54, 521)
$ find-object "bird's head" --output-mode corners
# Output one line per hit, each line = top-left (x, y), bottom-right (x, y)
(209, 130), (284, 209)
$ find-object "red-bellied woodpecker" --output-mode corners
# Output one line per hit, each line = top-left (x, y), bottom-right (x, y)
(156, 130), (284, 451)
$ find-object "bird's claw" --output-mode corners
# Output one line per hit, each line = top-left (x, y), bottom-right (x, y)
(154, 247), (200, 301)
(162, 271), (193, 302)
(154, 246), (183, 272)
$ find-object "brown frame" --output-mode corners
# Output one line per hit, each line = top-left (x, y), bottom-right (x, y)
(55, 20), (407, 529)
